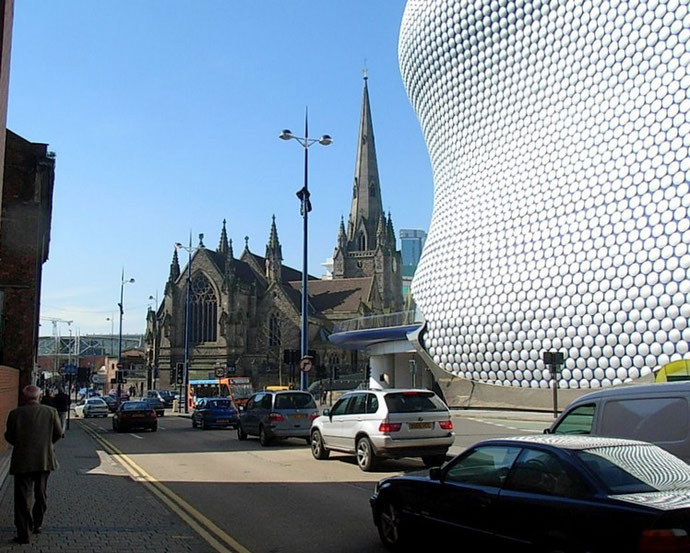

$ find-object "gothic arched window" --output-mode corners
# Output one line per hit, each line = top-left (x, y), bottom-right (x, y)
(358, 233), (366, 251)
(269, 313), (281, 348)
(190, 273), (218, 343)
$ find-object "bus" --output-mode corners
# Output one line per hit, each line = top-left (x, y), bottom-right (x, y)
(188, 377), (254, 410)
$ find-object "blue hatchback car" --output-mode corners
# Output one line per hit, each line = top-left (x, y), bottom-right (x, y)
(192, 397), (239, 430)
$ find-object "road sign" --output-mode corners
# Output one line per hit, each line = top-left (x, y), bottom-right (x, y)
(91, 374), (106, 384)
(299, 356), (313, 373)
(214, 367), (226, 378)
(63, 364), (78, 376)
(116, 362), (124, 369)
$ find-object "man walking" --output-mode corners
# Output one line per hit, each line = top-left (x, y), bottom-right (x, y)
(4, 385), (63, 544)
(52, 386), (71, 434)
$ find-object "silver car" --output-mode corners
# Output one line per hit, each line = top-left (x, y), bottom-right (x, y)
(75, 397), (109, 418)
(237, 390), (319, 446)
(310, 389), (455, 471)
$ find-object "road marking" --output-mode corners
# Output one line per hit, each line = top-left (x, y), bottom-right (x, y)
(465, 417), (524, 432)
(129, 433), (144, 439)
(80, 421), (251, 553)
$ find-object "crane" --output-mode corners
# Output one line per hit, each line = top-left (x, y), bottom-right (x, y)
(40, 317), (73, 372)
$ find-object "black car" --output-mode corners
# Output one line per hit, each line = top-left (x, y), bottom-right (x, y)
(112, 401), (157, 433)
(371, 435), (690, 552)
(100, 395), (118, 413)
(140, 396), (165, 417)
(147, 389), (175, 407)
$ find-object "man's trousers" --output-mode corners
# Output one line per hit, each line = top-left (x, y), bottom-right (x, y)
(14, 471), (49, 540)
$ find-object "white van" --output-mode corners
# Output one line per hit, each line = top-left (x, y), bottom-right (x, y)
(545, 381), (690, 463)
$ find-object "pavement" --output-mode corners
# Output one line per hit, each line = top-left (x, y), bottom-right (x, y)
(0, 420), (209, 552)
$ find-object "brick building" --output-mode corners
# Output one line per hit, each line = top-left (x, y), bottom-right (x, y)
(0, 131), (55, 391)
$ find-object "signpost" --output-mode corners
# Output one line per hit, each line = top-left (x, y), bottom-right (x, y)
(543, 351), (565, 418)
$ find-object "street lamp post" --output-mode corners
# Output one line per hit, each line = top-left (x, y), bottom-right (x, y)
(148, 293), (158, 391)
(117, 269), (135, 406)
(175, 234), (203, 413)
(279, 112), (332, 391)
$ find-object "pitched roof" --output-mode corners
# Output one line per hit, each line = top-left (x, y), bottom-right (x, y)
(288, 277), (375, 314)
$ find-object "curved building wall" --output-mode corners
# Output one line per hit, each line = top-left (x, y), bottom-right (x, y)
(399, 0), (690, 390)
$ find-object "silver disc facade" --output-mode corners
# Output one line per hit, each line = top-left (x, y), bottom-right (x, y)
(399, 0), (690, 389)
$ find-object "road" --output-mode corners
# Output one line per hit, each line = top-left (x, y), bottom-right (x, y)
(79, 411), (546, 553)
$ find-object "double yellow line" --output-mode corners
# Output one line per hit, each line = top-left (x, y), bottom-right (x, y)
(80, 421), (251, 553)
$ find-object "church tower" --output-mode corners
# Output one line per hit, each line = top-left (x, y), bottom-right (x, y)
(332, 75), (403, 311)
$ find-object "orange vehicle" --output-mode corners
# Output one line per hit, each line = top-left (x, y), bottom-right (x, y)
(188, 377), (254, 410)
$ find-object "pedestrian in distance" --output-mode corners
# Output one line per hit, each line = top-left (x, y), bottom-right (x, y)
(52, 386), (71, 434)
(4, 385), (63, 545)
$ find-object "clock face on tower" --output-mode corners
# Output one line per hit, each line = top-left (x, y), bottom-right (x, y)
(400, 0), (690, 390)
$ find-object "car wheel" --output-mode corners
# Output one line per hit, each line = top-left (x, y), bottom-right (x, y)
(151, 424), (158, 432)
(356, 437), (377, 471)
(377, 498), (407, 551)
(259, 425), (271, 446)
(237, 424), (247, 441)
(422, 454), (447, 467)
(192, 418), (197, 428)
(310, 430), (330, 460)
(200, 419), (207, 431)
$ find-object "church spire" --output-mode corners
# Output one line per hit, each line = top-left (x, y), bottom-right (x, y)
(347, 74), (384, 252)
(169, 248), (180, 282)
(217, 219), (229, 256)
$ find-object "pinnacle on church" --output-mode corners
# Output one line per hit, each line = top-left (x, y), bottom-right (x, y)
(265, 216), (283, 283)
(244, 236), (250, 252)
(346, 74), (385, 252)
(267, 215), (281, 253)
(217, 219), (229, 256)
(228, 238), (234, 259)
(387, 211), (395, 244)
(337, 216), (347, 248)
(169, 248), (181, 282)
(376, 212), (387, 243)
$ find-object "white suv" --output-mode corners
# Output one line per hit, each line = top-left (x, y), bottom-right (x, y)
(310, 389), (455, 471)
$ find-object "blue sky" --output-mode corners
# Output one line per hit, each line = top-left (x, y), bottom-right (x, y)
(9, 1), (433, 336)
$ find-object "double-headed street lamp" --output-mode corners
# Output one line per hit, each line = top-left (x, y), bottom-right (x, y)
(175, 234), (203, 413)
(117, 269), (135, 405)
(279, 112), (332, 391)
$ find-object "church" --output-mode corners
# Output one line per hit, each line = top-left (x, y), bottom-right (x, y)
(145, 77), (403, 386)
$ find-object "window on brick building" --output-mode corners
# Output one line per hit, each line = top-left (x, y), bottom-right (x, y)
(269, 314), (281, 347)
(190, 274), (217, 343)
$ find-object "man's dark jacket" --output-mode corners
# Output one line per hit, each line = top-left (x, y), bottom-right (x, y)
(4, 403), (63, 475)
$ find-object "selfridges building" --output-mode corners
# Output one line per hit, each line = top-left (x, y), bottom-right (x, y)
(399, 0), (690, 390)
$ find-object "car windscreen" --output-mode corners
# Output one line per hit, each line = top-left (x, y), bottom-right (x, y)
(207, 399), (233, 409)
(274, 393), (316, 410)
(122, 402), (148, 411)
(575, 444), (690, 494)
(384, 391), (447, 413)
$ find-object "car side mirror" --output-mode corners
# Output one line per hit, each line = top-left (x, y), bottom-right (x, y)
(239, 405), (245, 412)
(429, 467), (442, 481)
(543, 427), (552, 434)
(322, 408), (330, 418)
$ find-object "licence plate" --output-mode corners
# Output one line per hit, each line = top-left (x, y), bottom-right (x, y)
(132, 414), (145, 418)
(291, 414), (307, 419)
(408, 422), (432, 430)
(216, 419), (228, 423)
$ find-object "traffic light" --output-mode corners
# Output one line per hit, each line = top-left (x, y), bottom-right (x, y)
(366, 365), (371, 382)
(176, 362), (184, 384)
(170, 366), (177, 384)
